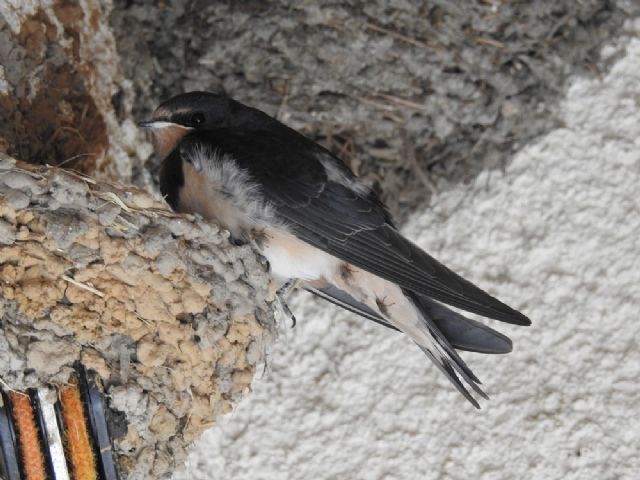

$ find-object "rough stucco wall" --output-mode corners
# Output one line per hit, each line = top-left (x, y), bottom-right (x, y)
(0, 0), (150, 180)
(175, 19), (640, 480)
(0, 158), (277, 479)
(111, 0), (636, 219)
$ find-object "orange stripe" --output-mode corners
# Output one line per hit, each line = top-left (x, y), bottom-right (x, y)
(9, 392), (47, 480)
(60, 384), (98, 480)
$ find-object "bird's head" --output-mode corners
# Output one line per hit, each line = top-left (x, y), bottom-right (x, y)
(139, 91), (231, 158)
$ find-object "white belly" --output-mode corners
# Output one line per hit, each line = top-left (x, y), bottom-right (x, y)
(261, 228), (341, 282)
(262, 228), (438, 351)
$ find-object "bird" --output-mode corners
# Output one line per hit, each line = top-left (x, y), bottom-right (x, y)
(139, 91), (531, 408)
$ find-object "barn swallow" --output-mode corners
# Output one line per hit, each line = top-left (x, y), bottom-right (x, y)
(139, 91), (531, 408)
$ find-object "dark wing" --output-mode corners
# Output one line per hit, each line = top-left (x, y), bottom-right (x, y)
(190, 129), (531, 326)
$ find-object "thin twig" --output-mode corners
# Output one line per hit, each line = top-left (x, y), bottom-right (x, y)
(337, 138), (353, 160)
(276, 80), (289, 121)
(475, 37), (505, 49)
(56, 152), (97, 168)
(377, 93), (424, 111)
(365, 22), (436, 50)
(49, 166), (96, 185)
(96, 191), (133, 212)
(406, 137), (437, 197)
(355, 96), (405, 122)
(62, 275), (105, 298)
(0, 375), (21, 394)
(115, 216), (139, 232)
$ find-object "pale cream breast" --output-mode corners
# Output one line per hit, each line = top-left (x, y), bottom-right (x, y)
(260, 227), (342, 282)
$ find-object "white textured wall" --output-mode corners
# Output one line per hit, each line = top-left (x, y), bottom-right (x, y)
(176, 21), (640, 480)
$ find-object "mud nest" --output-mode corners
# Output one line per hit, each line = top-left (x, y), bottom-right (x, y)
(0, 157), (277, 479)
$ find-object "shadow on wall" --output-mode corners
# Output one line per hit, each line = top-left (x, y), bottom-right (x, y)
(111, 0), (636, 220)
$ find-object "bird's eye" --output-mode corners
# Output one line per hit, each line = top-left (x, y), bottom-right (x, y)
(190, 112), (205, 126)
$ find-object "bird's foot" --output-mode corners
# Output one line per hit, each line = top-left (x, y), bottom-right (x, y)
(248, 238), (270, 269)
(276, 278), (299, 328)
(255, 252), (270, 268)
(276, 278), (298, 297)
(276, 293), (297, 328)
